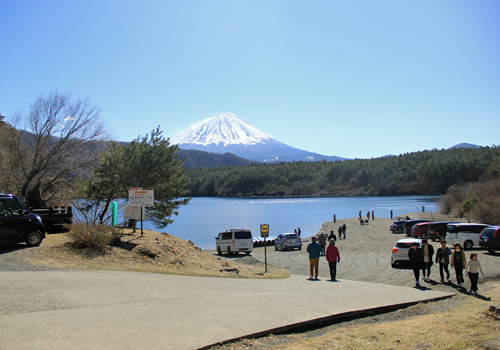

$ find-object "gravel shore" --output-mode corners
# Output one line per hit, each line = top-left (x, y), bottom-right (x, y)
(208, 212), (500, 293)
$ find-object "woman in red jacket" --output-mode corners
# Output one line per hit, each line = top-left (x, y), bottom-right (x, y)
(326, 240), (340, 282)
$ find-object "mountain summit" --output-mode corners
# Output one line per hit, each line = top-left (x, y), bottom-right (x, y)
(171, 113), (276, 147)
(171, 113), (346, 163)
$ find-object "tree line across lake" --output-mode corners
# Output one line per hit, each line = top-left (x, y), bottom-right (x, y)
(185, 146), (500, 198)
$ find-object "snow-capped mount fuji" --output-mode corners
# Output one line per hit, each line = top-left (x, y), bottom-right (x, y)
(171, 113), (346, 163)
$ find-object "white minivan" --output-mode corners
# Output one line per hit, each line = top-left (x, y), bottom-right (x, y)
(446, 223), (490, 249)
(215, 229), (253, 255)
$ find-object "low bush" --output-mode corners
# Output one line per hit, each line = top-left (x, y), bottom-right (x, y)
(65, 224), (122, 251)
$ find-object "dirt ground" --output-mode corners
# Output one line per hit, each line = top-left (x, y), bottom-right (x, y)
(208, 212), (500, 293)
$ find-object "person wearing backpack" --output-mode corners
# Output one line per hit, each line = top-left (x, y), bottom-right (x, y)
(451, 242), (467, 287)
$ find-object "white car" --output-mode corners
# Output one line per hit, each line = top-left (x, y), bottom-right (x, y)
(391, 238), (422, 267)
(446, 223), (490, 249)
(215, 229), (253, 255)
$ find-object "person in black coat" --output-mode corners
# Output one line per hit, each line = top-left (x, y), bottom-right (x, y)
(408, 242), (424, 287)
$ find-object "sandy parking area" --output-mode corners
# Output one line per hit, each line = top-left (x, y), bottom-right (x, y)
(209, 212), (500, 292)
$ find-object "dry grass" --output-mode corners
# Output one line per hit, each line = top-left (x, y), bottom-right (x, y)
(255, 281), (500, 350)
(26, 228), (289, 279)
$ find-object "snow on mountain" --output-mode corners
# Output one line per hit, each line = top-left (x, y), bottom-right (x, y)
(171, 113), (346, 163)
(171, 113), (277, 147)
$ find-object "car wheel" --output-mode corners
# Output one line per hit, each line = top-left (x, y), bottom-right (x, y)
(464, 240), (473, 250)
(488, 248), (496, 254)
(26, 231), (43, 247)
(245, 251), (250, 255)
(227, 247), (232, 255)
(398, 228), (403, 233)
(299, 246), (302, 250)
(391, 263), (396, 268)
(275, 245), (278, 251)
(217, 246), (222, 255)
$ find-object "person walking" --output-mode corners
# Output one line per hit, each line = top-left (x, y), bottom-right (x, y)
(451, 242), (467, 287)
(390, 210), (393, 219)
(359, 211), (362, 219)
(326, 240), (340, 281)
(465, 253), (484, 295)
(337, 226), (342, 240)
(342, 223), (346, 239)
(318, 232), (327, 255)
(307, 237), (321, 280)
(408, 242), (424, 287)
(435, 240), (452, 283)
(328, 230), (336, 241)
(422, 240), (434, 281)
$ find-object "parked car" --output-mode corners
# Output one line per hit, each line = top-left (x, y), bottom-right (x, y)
(0, 193), (46, 247)
(215, 229), (253, 255)
(411, 222), (431, 239)
(391, 238), (422, 267)
(404, 219), (430, 236)
(428, 221), (460, 241)
(446, 223), (490, 249)
(390, 220), (406, 233)
(274, 233), (302, 251)
(479, 226), (500, 253)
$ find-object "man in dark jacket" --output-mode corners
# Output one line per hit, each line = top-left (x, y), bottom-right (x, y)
(408, 242), (424, 287)
(435, 240), (451, 283)
(421, 240), (435, 281)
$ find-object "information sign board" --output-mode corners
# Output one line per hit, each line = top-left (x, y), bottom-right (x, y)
(128, 190), (154, 206)
(123, 205), (145, 220)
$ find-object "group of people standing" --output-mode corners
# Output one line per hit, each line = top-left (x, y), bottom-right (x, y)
(408, 240), (484, 294)
(307, 236), (340, 281)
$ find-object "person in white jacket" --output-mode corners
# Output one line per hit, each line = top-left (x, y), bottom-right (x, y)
(465, 253), (484, 295)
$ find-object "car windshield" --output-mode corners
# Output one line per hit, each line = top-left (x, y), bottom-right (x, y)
(285, 234), (298, 239)
(396, 242), (416, 248)
(481, 228), (496, 238)
(235, 231), (252, 239)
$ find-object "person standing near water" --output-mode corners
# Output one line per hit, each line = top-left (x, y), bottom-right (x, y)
(342, 223), (346, 239)
(307, 237), (321, 280)
(326, 240), (340, 282)
(318, 232), (327, 255)
(390, 210), (393, 219)
(333, 214), (336, 223)
(371, 211), (374, 220)
(337, 226), (342, 240)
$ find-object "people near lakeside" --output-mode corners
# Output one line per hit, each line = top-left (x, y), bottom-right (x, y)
(294, 228), (297, 234)
(371, 211), (374, 220)
(435, 240), (452, 283)
(366, 211), (370, 221)
(422, 205), (425, 213)
(326, 239), (341, 282)
(328, 230), (336, 241)
(342, 223), (346, 239)
(337, 225), (342, 240)
(466, 253), (484, 295)
(318, 232), (327, 256)
(451, 242), (467, 287)
(333, 214), (336, 223)
(359, 211), (362, 219)
(390, 210), (393, 219)
(306, 236), (322, 280)
(297, 227), (301, 237)
(421, 240), (434, 281)
(408, 242), (424, 287)
(405, 215), (410, 220)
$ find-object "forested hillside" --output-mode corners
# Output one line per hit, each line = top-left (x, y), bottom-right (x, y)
(186, 146), (500, 197)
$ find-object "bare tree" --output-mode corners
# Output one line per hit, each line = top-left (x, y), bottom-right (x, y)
(6, 91), (109, 206)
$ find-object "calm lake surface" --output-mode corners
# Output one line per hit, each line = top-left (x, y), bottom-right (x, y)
(143, 196), (439, 250)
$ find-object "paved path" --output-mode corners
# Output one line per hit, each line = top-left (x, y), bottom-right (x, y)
(0, 271), (454, 350)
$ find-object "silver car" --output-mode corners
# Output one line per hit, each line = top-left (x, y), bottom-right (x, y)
(275, 233), (302, 251)
(391, 238), (422, 267)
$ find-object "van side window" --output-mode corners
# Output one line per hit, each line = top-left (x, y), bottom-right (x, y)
(222, 232), (232, 240)
(235, 231), (252, 239)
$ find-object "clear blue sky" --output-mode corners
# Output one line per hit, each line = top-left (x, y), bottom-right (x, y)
(1, 0), (499, 159)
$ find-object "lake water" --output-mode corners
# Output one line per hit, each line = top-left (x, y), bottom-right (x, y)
(143, 196), (440, 250)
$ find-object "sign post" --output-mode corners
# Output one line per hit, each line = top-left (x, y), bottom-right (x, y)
(260, 224), (269, 273)
(128, 190), (154, 236)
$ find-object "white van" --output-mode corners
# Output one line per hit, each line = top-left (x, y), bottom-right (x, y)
(446, 223), (490, 249)
(215, 229), (253, 255)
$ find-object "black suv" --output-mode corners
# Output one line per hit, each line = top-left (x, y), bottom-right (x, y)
(428, 221), (459, 241)
(0, 194), (46, 246)
(390, 220), (406, 233)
